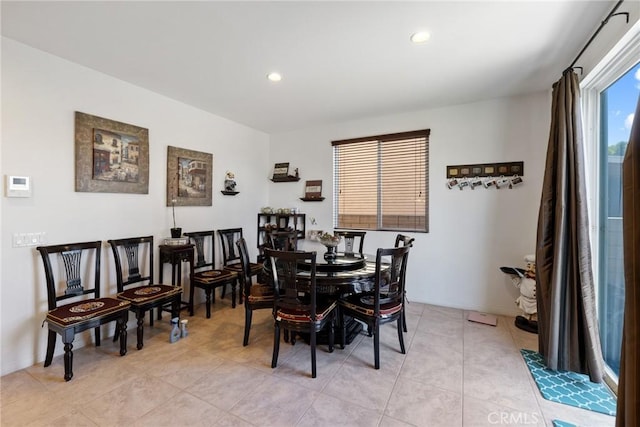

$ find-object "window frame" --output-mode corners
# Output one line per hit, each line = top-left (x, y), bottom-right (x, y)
(580, 19), (640, 393)
(331, 129), (430, 233)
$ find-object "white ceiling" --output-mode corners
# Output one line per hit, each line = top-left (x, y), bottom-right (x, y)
(1, 1), (614, 134)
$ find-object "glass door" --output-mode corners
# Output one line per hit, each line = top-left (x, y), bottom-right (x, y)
(597, 62), (640, 378)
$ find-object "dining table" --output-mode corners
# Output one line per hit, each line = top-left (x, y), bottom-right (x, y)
(294, 251), (390, 344)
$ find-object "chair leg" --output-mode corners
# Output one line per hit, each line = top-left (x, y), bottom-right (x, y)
(402, 298), (408, 333)
(172, 297), (180, 319)
(328, 317), (335, 353)
(243, 307), (253, 346)
(189, 283), (196, 316)
(94, 326), (101, 347)
(220, 284), (226, 300)
(136, 311), (145, 350)
(272, 321), (281, 369)
(397, 317), (406, 354)
(231, 280), (237, 308)
(62, 330), (75, 381)
(205, 289), (212, 318)
(44, 329), (56, 367)
(340, 311), (346, 350)
(310, 329), (317, 378)
(374, 322), (380, 369)
(118, 316), (128, 356)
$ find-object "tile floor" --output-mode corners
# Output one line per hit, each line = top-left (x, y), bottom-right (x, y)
(1, 297), (617, 426)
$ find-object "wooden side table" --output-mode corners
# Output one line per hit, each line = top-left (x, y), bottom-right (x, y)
(158, 244), (194, 312)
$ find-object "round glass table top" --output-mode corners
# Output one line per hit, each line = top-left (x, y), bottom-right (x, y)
(297, 252), (368, 272)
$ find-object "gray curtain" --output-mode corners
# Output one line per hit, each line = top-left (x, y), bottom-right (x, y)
(535, 70), (604, 382)
(616, 94), (640, 427)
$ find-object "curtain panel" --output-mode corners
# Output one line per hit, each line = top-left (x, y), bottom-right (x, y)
(616, 94), (640, 427)
(535, 70), (604, 383)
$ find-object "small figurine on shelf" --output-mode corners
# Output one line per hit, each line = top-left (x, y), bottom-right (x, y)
(224, 171), (237, 192)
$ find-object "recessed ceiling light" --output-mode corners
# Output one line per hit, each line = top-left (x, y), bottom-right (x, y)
(267, 72), (282, 82)
(410, 31), (430, 44)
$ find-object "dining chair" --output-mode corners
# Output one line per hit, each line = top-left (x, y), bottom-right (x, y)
(264, 248), (336, 378)
(184, 230), (238, 317)
(236, 237), (275, 346)
(266, 230), (298, 251)
(339, 245), (410, 369)
(218, 228), (263, 304)
(108, 236), (182, 350)
(334, 230), (366, 255)
(37, 241), (130, 381)
(394, 234), (414, 332)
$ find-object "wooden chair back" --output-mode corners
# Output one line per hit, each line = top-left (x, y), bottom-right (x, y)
(334, 230), (366, 254)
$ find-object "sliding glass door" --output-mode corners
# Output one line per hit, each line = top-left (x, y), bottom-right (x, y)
(597, 62), (639, 378)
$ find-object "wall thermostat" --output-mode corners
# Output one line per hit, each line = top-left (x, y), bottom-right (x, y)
(5, 175), (32, 198)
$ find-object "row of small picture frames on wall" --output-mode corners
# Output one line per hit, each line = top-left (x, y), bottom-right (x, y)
(446, 161), (524, 190)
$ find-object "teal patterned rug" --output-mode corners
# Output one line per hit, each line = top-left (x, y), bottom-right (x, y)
(520, 349), (617, 416)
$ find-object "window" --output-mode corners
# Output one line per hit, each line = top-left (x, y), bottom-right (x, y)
(332, 129), (429, 232)
(581, 21), (640, 388)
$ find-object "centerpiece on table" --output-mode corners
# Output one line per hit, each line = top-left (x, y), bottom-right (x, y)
(317, 232), (342, 261)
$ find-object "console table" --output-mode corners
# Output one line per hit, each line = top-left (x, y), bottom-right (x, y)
(158, 244), (194, 311)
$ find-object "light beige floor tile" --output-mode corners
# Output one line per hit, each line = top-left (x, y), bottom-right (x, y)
(27, 409), (99, 427)
(343, 328), (408, 376)
(186, 360), (270, 411)
(148, 348), (225, 389)
(400, 332), (463, 393)
(0, 303), (616, 427)
(81, 374), (181, 425)
(297, 393), (382, 426)
(463, 395), (544, 427)
(464, 360), (539, 410)
(385, 377), (463, 427)
(0, 370), (48, 408)
(133, 391), (225, 426)
(379, 415), (416, 427)
(268, 339), (346, 390)
(1, 389), (69, 426)
(230, 376), (318, 426)
(323, 361), (398, 411)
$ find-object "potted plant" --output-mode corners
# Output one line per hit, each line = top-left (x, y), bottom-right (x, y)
(170, 198), (181, 238)
(169, 173), (181, 238)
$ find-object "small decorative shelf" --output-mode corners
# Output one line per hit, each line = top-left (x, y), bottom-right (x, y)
(300, 197), (325, 202)
(221, 191), (239, 196)
(270, 176), (300, 182)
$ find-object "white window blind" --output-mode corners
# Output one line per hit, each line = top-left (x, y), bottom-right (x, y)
(332, 129), (429, 232)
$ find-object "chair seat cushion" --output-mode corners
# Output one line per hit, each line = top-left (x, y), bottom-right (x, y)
(46, 297), (130, 327)
(193, 269), (237, 284)
(224, 263), (262, 275)
(247, 283), (275, 303)
(117, 284), (181, 304)
(339, 292), (402, 318)
(275, 300), (337, 324)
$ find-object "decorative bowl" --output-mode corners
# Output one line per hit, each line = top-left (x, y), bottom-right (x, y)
(317, 233), (341, 247)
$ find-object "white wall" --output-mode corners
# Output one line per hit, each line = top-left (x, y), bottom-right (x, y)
(268, 93), (550, 317)
(1, 38), (270, 375)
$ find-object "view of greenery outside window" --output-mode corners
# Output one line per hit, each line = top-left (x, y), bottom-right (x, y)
(597, 62), (639, 378)
(332, 130), (429, 232)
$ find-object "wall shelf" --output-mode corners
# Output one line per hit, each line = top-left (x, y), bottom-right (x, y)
(300, 197), (325, 202)
(270, 176), (300, 182)
(221, 191), (239, 196)
(257, 213), (305, 259)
